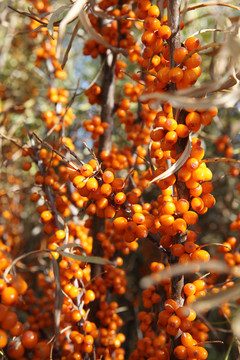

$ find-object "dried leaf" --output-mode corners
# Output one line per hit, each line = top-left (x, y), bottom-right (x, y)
(232, 308), (240, 340)
(56, 0), (87, 59)
(150, 134), (192, 183)
(47, 5), (69, 38)
(58, 251), (113, 265)
(192, 282), (240, 313)
(140, 260), (231, 288)
(50, 254), (63, 339)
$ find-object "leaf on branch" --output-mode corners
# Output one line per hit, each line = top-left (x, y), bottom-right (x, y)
(149, 134), (192, 183)
(56, 0), (127, 60)
(140, 260), (232, 288)
(192, 282), (240, 313)
(50, 254), (63, 339)
(58, 251), (113, 266)
(47, 5), (70, 38)
(232, 308), (240, 340)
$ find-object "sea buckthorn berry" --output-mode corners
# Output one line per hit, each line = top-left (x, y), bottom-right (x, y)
(158, 310), (171, 326)
(162, 201), (176, 215)
(183, 283), (196, 296)
(168, 67), (183, 83)
(80, 164), (93, 177)
(181, 332), (195, 347)
(113, 217), (128, 231)
(141, 30), (157, 46)
(1, 311), (17, 330)
(148, 4), (160, 17)
(1, 286), (18, 305)
(171, 244), (185, 257)
(40, 210), (53, 223)
(114, 192), (126, 205)
(157, 67), (170, 83)
(86, 177), (99, 191)
(22, 161), (32, 171)
(55, 230), (65, 241)
(160, 214), (174, 227)
(104, 206), (115, 218)
(22, 330), (38, 349)
(202, 193), (216, 208)
(144, 17), (161, 31)
(178, 167), (191, 182)
(182, 69), (198, 86)
(0, 330), (8, 349)
(173, 47), (188, 64)
(165, 118), (177, 131)
(176, 199), (189, 213)
(184, 241), (198, 253)
(136, 225), (148, 238)
(173, 218), (187, 233)
(102, 170), (114, 183)
(200, 111), (212, 126)
(158, 25), (171, 40)
(185, 36), (200, 51)
(192, 249), (210, 262)
(185, 111), (201, 132)
(183, 211), (198, 225)
(133, 212), (145, 224)
(186, 158), (199, 171)
(174, 345), (187, 359)
(30, 192), (40, 202)
(100, 183), (112, 196)
(84, 290), (96, 303)
(185, 53), (202, 69)
(165, 130), (178, 144)
(165, 299), (178, 313)
(7, 340), (25, 359)
(73, 175), (86, 189)
(176, 124), (189, 138)
(191, 197), (204, 212)
(176, 306), (191, 319)
(202, 182), (213, 194)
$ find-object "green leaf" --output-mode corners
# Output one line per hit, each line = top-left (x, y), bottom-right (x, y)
(47, 5), (70, 38)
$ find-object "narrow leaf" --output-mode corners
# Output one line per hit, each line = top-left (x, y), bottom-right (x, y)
(192, 282), (240, 313)
(140, 260), (231, 289)
(47, 5), (69, 38)
(50, 254), (63, 339)
(58, 251), (113, 266)
(150, 134), (192, 183)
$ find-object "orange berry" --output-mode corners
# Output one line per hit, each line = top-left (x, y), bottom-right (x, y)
(22, 330), (38, 349)
(181, 332), (195, 347)
(173, 47), (188, 63)
(0, 330), (8, 349)
(158, 25), (171, 40)
(7, 340), (25, 359)
(113, 217), (128, 231)
(133, 212), (145, 224)
(1, 311), (17, 330)
(80, 164), (93, 177)
(174, 345), (187, 359)
(191, 249), (210, 262)
(183, 283), (196, 296)
(22, 161), (32, 171)
(172, 218), (187, 234)
(114, 192), (126, 205)
(1, 286), (18, 305)
(176, 199), (189, 213)
(86, 177), (99, 191)
(102, 170), (114, 183)
(185, 36), (200, 52)
(183, 211), (198, 225)
(40, 210), (53, 223)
